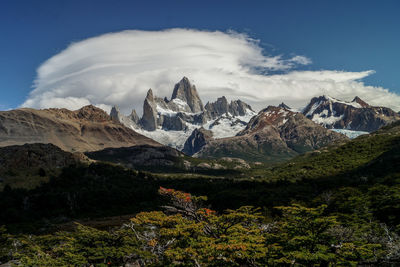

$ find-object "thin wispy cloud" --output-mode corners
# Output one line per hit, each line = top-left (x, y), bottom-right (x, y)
(22, 29), (400, 114)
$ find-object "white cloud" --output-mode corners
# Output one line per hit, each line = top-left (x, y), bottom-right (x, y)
(22, 29), (400, 114)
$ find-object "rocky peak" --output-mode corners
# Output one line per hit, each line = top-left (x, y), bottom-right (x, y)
(110, 106), (140, 129)
(110, 106), (121, 122)
(146, 88), (154, 101)
(239, 106), (295, 135)
(76, 105), (110, 122)
(229, 100), (253, 116)
(141, 89), (158, 131)
(129, 109), (140, 124)
(205, 96), (254, 120)
(278, 102), (291, 110)
(352, 96), (370, 108)
(204, 96), (229, 118)
(171, 77), (204, 113)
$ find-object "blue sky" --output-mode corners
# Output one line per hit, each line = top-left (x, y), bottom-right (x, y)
(1, 0), (400, 111)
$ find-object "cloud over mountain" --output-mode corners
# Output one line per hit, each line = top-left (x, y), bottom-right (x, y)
(22, 29), (400, 113)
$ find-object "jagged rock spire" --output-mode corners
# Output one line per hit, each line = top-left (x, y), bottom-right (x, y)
(129, 109), (140, 124)
(110, 106), (120, 122)
(141, 88), (158, 131)
(171, 77), (204, 113)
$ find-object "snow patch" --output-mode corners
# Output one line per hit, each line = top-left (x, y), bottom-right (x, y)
(203, 109), (256, 139)
(171, 98), (190, 109)
(312, 112), (343, 127)
(324, 95), (362, 108)
(156, 104), (177, 116)
(135, 124), (199, 150)
(332, 129), (369, 139)
(305, 101), (322, 116)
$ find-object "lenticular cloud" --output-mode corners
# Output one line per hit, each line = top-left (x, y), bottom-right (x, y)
(22, 29), (400, 114)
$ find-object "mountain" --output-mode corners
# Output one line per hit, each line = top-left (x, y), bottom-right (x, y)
(204, 96), (252, 119)
(194, 105), (348, 162)
(0, 105), (160, 152)
(302, 95), (400, 132)
(112, 77), (256, 150)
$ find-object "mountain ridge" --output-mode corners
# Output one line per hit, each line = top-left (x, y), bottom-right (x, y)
(302, 95), (400, 132)
(0, 105), (160, 152)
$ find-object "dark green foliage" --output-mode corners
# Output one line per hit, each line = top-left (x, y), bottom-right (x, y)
(0, 225), (13, 264)
(6, 189), (397, 266)
(15, 223), (148, 266)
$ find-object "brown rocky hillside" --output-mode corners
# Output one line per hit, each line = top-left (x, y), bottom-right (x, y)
(0, 105), (160, 152)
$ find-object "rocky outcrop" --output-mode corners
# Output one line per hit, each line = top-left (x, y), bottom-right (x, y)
(204, 96), (254, 120)
(230, 100), (253, 116)
(171, 77), (204, 113)
(182, 127), (213, 155)
(195, 106), (348, 162)
(0, 105), (160, 152)
(141, 89), (158, 131)
(129, 109), (140, 124)
(302, 95), (400, 132)
(110, 106), (139, 129)
(278, 102), (291, 110)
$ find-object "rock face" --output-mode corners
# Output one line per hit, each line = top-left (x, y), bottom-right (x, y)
(110, 106), (139, 129)
(171, 77), (204, 113)
(0, 105), (160, 152)
(204, 96), (253, 120)
(141, 89), (158, 131)
(129, 109), (140, 124)
(182, 127), (213, 155)
(302, 95), (400, 132)
(195, 106), (348, 162)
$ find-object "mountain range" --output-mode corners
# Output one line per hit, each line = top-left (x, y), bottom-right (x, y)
(110, 77), (400, 161)
(0, 76), (399, 165)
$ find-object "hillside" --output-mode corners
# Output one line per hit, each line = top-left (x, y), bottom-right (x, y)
(0, 105), (160, 152)
(0, 143), (87, 189)
(195, 106), (348, 162)
(249, 120), (400, 182)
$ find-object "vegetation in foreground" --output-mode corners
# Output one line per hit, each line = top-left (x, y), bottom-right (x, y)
(0, 122), (399, 266)
(2, 187), (400, 266)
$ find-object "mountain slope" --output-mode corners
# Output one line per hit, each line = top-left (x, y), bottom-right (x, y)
(195, 106), (348, 162)
(0, 105), (160, 152)
(249, 120), (400, 182)
(85, 145), (185, 172)
(0, 143), (87, 189)
(303, 95), (400, 132)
